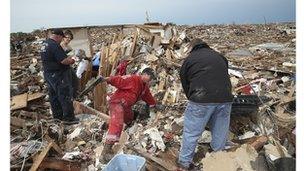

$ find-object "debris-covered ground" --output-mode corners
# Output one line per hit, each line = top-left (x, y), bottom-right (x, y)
(10, 22), (296, 171)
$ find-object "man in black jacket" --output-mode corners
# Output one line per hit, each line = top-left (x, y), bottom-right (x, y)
(40, 29), (79, 125)
(177, 39), (233, 170)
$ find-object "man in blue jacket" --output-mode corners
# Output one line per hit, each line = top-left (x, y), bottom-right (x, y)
(40, 29), (79, 125)
(177, 38), (233, 170)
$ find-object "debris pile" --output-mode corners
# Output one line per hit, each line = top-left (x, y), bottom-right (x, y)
(10, 22), (295, 171)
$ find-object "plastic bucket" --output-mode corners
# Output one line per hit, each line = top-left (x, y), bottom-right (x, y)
(103, 154), (146, 171)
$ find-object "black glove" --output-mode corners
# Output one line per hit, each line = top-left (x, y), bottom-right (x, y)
(133, 103), (150, 120)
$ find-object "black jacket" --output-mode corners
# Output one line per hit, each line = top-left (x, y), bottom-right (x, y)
(180, 44), (233, 103)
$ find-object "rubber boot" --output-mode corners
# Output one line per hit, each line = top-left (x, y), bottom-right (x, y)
(100, 143), (114, 163)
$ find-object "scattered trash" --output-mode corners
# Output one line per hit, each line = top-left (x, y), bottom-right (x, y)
(10, 22), (296, 170)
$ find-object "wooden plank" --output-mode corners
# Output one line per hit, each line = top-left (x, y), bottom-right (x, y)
(101, 47), (109, 113)
(130, 32), (138, 57)
(94, 45), (108, 112)
(108, 47), (120, 76)
(11, 93), (28, 110)
(39, 158), (81, 171)
(28, 93), (45, 101)
(73, 101), (110, 122)
(11, 117), (26, 127)
(29, 142), (53, 171)
(146, 160), (167, 171)
(250, 136), (268, 151)
(44, 135), (64, 156)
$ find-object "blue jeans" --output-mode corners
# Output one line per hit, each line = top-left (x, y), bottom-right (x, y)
(178, 101), (232, 168)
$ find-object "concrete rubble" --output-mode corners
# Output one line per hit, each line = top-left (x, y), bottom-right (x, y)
(10, 22), (295, 171)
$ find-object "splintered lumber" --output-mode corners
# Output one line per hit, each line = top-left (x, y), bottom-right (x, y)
(11, 92), (45, 111)
(73, 101), (110, 122)
(11, 93), (28, 110)
(39, 158), (81, 171)
(30, 140), (64, 171)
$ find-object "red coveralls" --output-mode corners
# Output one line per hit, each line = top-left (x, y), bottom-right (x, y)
(105, 75), (156, 143)
(115, 60), (129, 76)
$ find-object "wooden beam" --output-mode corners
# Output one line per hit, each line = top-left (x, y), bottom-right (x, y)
(29, 142), (53, 171)
(94, 45), (108, 113)
(73, 101), (110, 122)
(130, 146), (177, 171)
(39, 158), (81, 171)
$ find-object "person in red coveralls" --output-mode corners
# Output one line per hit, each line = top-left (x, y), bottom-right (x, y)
(100, 67), (157, 162)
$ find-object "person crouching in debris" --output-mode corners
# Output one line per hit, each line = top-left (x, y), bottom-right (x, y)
(100, 68), (157, 162)
(177, 38), (233, 170)
(40, 29), (79, 125)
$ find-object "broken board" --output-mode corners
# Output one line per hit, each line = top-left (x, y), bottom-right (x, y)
(11, 93), (28, 110)
(28, 93), (45, 101)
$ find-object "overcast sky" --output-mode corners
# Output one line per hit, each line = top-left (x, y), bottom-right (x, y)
(11, 0), (295, 32)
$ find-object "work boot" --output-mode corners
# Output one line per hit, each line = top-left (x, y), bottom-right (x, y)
(62, 117), (80, 125)
(100, 143), (114, 163)
(176, 160), (189, 171)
